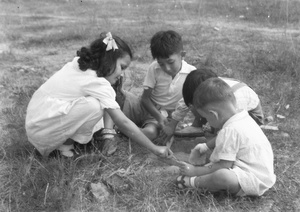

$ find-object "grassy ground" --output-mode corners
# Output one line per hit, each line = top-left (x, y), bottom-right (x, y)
(1, 0), (300, 211)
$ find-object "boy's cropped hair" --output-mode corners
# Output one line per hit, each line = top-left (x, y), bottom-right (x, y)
(150, 30), (183, 59)
(182, 68), (218, 107)
(193, 77), (236, 109)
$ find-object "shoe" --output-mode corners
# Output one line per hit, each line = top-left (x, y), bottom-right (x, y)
(93, 128), (118, 156)
(57, 144), (75, 157)
(175, 175), (197, 189)
(174, 126), (204, 137)
(112, 76), (125, 110)
(102, 138), (118, 156)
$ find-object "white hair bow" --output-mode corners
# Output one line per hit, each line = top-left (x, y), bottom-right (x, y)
(103, 32), (118, 51)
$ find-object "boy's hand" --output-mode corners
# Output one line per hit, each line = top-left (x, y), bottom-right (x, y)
(193, 143), (209, 154)
(158, 116), (168, 128)
(160, 118), (177, 139)
(157, 127), (173, 145)
(178, 161), (197, 176)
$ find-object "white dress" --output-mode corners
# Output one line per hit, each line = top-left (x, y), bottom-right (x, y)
(26, 57), (120, 156)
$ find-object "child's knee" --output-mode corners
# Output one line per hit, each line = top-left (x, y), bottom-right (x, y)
(142, 124), (159, 140)
(211, 169), (240, 190)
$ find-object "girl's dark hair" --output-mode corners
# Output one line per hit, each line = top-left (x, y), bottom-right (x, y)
(76, 32), (132, 77)
(193, 77), (236, 109)
(150, 30), (183, 59)
(182, 68), (218, 106)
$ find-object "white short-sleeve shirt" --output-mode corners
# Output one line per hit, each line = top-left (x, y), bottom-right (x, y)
(220, 77), (259, 111)
(210, 110), (276, 196)
(143, 60), (196, 111)
(172, 77), (260, 121)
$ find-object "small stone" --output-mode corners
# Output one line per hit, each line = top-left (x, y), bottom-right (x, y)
(280, 132), (290, 138)
(260, 125), (279, 131)
(276, 114), (285, 119)
(89, 182), (110, 202)
(265, 116), (274, 122)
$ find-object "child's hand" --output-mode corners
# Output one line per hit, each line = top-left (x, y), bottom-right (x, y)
(178, 161), (197, 176)
(154, 145), (172, 158)
(157, 126), (173, 145)
(157, 119), (177, 145)
(158, 116), (168, 130)
(193, 143), (209, 154)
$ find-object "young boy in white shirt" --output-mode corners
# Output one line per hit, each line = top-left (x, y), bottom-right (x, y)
(176, 77), (276, 196)
(119, 30), (196, 140)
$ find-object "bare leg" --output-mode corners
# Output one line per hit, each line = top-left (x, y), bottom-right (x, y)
(104, 110), (114, 129)
(194, 169), (241, 194)
(141, 123), (159, 141)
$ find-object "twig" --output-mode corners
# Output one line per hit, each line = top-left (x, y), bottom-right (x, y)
(44, 183), (49, 205)
(282, 160), (300, 174)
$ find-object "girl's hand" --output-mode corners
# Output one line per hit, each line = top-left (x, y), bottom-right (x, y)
(154, 145), (172, 158)
(178, 161), (197, 176)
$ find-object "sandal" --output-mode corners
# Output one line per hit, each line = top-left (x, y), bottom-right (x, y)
(57, 144), (75, 157)
(93, 128), (118, 156)
(175, 175), (196, 189)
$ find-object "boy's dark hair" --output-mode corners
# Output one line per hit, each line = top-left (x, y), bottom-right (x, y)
(150, 30), (183, 59)
(193, 77), (236, 109)
(76, 32), (132, 77)
(182, 68), (218, 106)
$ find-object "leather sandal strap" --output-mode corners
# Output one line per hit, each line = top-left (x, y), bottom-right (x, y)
(100, 128), (117, 135)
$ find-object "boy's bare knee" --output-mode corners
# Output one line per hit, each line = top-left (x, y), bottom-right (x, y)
(142, 124), (158, 140)
(211, 169), (240, 193)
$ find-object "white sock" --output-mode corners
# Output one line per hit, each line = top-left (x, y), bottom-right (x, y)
(190, 176), (197, 188)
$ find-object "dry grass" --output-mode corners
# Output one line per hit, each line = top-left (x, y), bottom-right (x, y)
(0, 0), (300, 211)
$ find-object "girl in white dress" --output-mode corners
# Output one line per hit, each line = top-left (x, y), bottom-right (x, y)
(26, 32), (170, 158)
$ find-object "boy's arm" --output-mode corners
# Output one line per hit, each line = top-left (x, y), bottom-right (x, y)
(171, 98), (190, 122)
(206, 137), (216, 149)
(160, 99), (189, 141)
(178, 160), (234, 177)
(141, 87), (166, 127)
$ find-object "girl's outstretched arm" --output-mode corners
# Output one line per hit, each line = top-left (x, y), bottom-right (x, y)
(106, 108), (170, 158)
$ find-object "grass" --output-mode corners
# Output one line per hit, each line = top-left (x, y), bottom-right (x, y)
(0, 0), (300, 211)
